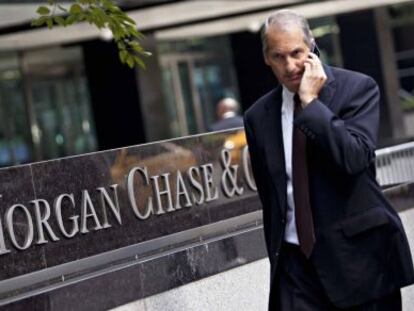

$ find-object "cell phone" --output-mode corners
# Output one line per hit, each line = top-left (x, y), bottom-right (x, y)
(310, 41), (321, 57)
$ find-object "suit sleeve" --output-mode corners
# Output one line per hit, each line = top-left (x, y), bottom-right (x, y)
(243, 114), (273, 258)
(294, 76), (380, 175)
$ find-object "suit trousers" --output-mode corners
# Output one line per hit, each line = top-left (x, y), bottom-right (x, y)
(272, 242), (402, 311)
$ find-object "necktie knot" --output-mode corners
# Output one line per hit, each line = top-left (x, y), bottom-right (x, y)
(294, 93), (301, 105)
(294, 94), (302, 116)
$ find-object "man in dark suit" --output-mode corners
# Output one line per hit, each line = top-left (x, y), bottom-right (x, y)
(244, 9), (414, 310)
(209, 97), (244, 131)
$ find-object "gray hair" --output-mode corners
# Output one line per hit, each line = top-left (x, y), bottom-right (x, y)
(261, 9), (313, 54)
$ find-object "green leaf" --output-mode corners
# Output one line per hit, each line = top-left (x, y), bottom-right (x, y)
(128, 28), (139, 37)
(126, 55), (134, 68)
(78, 13), (87, 21)
(133, 56), (146, 69)
(37, 6), (51, 15)
(33, 0), (147, 69)
(66, 14), (78, 25)
(119, 50), (128, 63)
(103, 0), (120, 13)
(31, 16), (47, 27)
(70, 4), (82, 14)
(131, 44), (143, 53)
(54, 16), (66, 26)
(90, 7), (108, 27)
(122, 15), (136, 25)
(46, 18), (53, 29)
(85, 15), (94, 24)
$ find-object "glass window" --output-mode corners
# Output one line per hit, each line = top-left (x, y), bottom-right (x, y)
(0, 46), (97, 168)
(309, 16), (343, 67)
(23, 46), (97, 161)
(0, 53), (32, 167)
(389, 2), (414, 136)
(158, 36), (240, 137)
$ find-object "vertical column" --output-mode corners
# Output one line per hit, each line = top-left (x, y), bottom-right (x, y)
(82, 39), (146, 150)
(374, 7), (405, 140)
(337, 9), (404, 144)
(230, 32), (276, 112)
(136, 33), (172, 141)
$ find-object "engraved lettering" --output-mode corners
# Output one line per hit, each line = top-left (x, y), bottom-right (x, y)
(188, 167), (205, 205)
(54, 193), (79, 238)
(151, 173), (174, 214)
(6, 204), (34, 250)
(221, 149), (244, 197)
(97, 184), (121, 228)
(201, 164), (219, 202)
(31, 199), (59, 244)
(242, 146), (257, 191)
(175, 170), (192, 209)
(80, 190), (103, 233)
(127, 166), (154, 220)
(0, 195), (11, 255)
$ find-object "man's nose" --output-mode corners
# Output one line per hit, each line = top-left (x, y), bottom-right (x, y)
(285, 57), (296, 73)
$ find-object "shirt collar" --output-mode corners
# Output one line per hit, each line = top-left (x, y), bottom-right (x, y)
(281, 85), (295, 115)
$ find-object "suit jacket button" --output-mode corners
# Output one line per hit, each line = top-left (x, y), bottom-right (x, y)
(275, 252), (279, 257)
(281, 219), (286, 224)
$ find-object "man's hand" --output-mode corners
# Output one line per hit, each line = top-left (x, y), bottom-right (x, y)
(298, 53), (327, 106)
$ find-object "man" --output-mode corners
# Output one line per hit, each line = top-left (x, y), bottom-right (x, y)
(243, 9), (414, 310)
(209, 97), (244, 131)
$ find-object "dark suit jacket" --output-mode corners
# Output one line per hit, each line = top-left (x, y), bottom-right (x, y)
(209, 115), (244, 132)
(244, 65), (414, 309)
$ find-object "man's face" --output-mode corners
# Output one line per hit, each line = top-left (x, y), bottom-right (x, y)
(264, 26), (311, 92)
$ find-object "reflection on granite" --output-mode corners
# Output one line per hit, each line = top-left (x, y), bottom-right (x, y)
(1, 129), (413, 310)
(0, 129), (255, 283)
(0, 294), (49, 311)
(0, 227), (266, 311)
(141, 251), (195, 298)
(0, 166), (46, 280)
(48, 263), (143, 311)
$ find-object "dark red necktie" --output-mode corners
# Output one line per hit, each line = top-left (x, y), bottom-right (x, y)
(292, 94), (315, 258)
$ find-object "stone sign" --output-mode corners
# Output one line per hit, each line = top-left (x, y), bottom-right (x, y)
(0, 129), (258, 283)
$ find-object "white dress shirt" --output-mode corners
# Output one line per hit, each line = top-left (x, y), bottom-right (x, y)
(281, 86), (299, 245)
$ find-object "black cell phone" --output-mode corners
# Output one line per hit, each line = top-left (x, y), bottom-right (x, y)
(310, 42), (321, 57)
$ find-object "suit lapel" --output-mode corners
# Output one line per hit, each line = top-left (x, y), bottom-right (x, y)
(262, 65), (336, 215)
(264, 86), (287, 215)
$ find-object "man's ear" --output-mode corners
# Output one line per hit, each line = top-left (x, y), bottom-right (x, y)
(263, 54), (270, 66)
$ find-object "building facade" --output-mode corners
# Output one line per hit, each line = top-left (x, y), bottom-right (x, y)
(0, 0), (413, 167)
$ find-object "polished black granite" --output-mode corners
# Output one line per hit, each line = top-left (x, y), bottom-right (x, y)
(0, 166), (46, 280)
(0, 130), (253, 281)
(1, 129), (412, 310)
(0, 228), (267, 311)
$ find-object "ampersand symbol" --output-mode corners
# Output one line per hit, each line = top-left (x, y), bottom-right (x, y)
(220, 149), (244, 197)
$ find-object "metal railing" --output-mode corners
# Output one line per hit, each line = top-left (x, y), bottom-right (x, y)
(376, 141), (414, 185)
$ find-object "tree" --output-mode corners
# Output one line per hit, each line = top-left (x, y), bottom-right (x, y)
(32, 0), (151, 68)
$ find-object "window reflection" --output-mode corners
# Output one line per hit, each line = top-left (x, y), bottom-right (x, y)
(158, 36), (240, 137)
(0, 47), (97, 167)
(0, 53), (31, 166)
